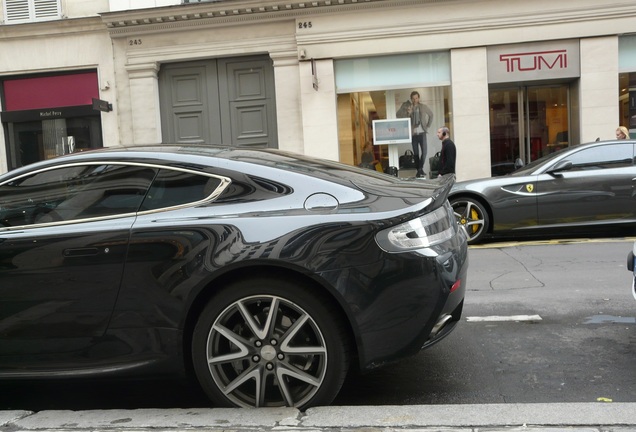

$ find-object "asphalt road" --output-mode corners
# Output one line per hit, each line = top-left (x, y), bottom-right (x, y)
(1, 237), (635, 410)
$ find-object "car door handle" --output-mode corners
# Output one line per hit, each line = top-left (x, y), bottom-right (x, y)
(63, 247), (99, 257)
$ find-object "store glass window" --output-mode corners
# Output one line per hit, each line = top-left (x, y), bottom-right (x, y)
(1, 71), (103, 170)
(619, 35), (636, 137)
(489, 85), (569, 176)
(7, 116), (102, 167)
(335, 52), (451, 178)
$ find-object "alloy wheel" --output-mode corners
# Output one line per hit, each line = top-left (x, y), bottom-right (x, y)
(202, 295), (328, 407)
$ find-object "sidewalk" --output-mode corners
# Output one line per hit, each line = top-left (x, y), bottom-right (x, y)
(2, 403), (636, 431)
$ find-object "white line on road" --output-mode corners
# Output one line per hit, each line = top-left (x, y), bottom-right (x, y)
(466, 314), (542, 322)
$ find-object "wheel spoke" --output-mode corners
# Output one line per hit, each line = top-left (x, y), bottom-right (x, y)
(464, 201), (476, 218)
(208, 323), (250, 364)
(237, 297), (279, 340)
(275, 362), (321, 406)
(223, 364), (261, 399)
(280, 313), (326, 355)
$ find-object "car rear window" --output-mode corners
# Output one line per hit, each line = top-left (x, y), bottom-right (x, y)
(139, 169), (223, 211)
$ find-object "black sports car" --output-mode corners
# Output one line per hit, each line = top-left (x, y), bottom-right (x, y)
(449, 139), (636, 244)
(0, 145), (467, 409)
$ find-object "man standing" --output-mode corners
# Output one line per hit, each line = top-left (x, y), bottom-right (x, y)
(436, 126), (456, 177)
(397, 91), (433, 178)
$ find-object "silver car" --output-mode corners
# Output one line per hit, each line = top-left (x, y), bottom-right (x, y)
(450, 139), (636, 244)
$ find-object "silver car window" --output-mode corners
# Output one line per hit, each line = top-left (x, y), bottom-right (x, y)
(565, 144), (634, 171)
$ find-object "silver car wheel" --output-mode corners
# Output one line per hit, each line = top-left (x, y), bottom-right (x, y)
(450, 197), (489, 244)
(204, 294), (328, 408)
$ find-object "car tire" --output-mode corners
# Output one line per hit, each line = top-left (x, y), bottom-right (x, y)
(192, 276), (350, 409)
(450, 197), (489, 244)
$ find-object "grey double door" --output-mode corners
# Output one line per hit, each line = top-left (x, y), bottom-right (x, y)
(160, 55), (277, 148)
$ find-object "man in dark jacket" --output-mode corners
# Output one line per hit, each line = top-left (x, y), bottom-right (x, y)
(436, 126), (456, 177)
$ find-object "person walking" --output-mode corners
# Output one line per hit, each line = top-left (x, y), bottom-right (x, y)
(397, 91), (433, 178)
(436, 126), (456, 177)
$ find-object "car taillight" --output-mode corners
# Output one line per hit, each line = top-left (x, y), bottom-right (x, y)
(450, 279), (461, 293)
(376, 201), (457, 251)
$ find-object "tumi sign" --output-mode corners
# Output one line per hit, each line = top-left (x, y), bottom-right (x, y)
(487, 40), (580, 83)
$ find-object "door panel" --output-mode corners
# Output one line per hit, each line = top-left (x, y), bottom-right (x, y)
(0, 219), (133, 362)
(536, 144), (636, 226)
(160, 63), (222, 144)
(160, 56), (277, 148)
(489, 85), (569, 176)
(0, 163), (155, 366)
(219, 57), (277, 147)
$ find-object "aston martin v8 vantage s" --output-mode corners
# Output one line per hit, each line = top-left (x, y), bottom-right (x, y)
(0, 145), (467, 409)
(449, 139), (636, 244)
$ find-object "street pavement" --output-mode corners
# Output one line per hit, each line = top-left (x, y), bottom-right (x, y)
(3, 237), (636, 432)
(2, 403), (636, 432)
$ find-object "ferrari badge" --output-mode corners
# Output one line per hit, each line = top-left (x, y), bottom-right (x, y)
(526, 184), (534, 193)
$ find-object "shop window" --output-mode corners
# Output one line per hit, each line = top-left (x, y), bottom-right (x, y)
(3, 0), (61, 23)
(6, 116), (102, 169)
(335, 52), (451, 177)
(489, 85), (569, 176)
(337, 87), (451, 177)
(619, 72), (636, 137)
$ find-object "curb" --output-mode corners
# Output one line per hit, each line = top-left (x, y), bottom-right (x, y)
(2, 403), (636, 431)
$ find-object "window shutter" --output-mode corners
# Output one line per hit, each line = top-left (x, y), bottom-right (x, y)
(3, 0), (60, 23)
(33, 0), (59, 18)
(4, 0), (30, 22)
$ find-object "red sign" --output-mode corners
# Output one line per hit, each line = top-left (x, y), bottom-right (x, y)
(499, 49), (568, 73)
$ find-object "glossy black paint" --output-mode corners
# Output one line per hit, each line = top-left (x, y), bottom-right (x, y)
(451, 140), (636, 241)
(0, 146), (467, 387)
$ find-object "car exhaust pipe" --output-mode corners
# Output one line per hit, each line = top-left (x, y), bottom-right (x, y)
(430, 314), (453, 337)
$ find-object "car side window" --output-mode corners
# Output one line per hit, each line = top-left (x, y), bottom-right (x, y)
(566, 144), (634, 171)
(0, 164), (156, 227)
(139, 169), (222, 212)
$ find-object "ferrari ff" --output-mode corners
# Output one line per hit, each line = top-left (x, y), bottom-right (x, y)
(0, 145), (467, 409)
(449, 139), (636, 244)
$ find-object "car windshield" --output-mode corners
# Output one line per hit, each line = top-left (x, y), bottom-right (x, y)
(511, 145), (575, 175)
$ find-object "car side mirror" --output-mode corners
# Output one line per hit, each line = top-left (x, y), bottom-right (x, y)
(546, 160), (572, 176)
(514, 158), (524, 169)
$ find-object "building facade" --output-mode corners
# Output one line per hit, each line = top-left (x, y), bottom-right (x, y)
(1, 0), (636, 181)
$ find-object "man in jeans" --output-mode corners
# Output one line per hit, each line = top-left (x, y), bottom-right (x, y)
(397, 91), (433, 178)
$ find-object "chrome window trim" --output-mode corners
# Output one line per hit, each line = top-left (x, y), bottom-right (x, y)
(0, 161), (232, 231)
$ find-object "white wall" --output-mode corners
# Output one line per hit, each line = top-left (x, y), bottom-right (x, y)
(271, 52), (304, 154)
(450, 47), (491, 181)
(299, 59), (338, 160)
(108, 0), (179, 12)
(63, 0), (108, 17)
(579, 36), (620, 142)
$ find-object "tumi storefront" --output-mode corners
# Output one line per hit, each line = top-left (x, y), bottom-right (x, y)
(486, 40), (581, 176)
(0, 70), (104, 170)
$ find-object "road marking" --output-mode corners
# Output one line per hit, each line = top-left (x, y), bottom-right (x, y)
(469, 236), (636, 249)
(583, 315), (636, 324)
(466, 315), (542, 322)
